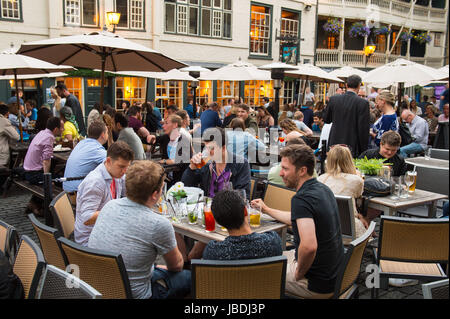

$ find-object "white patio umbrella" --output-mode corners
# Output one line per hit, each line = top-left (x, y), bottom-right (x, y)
(198, 59), (271, 81)
(112, 68), (198, 82)
(329, 66), (367, 81)
(285, 63), (343, 105)
(437, 65), (449, 81)
(17, 30), (186, 112)
(363, 58), (445, 104)
(0, 72), (68, 80)
(0, 49), (74, 141)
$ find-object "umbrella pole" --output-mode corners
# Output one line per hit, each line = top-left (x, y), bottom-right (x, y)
(398, 82), (403, 114)
(99, 54), (106, 114)
(302, 76), (309, 106)
(14, 70), (23, 142)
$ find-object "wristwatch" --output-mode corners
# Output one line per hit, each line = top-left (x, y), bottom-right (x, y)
(163, 159), (166, 165)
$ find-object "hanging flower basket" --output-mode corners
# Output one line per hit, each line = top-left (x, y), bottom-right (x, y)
(323, 18), (343, 35)
(349, 22), (371, 38)
(414, 32), (432, 44)
(374, 26), (390, 36)
(399, 31), (413, 42)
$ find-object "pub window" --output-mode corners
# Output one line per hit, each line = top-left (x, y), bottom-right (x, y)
(1, 0), (21, 20)
(116, 77), (146, 109)
(114, 0), (145, 30)
(64, 0), (98, 27)
(250, 4), (271, 56)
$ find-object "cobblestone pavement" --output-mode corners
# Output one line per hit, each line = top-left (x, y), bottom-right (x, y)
(1, 184), (427, 299)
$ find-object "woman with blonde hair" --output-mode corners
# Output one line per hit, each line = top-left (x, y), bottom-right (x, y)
(317, 145), (367, 238)
(371, 90), (398, 147)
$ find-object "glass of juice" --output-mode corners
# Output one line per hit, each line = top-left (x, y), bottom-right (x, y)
(204, 198), (215, 232)
(195, 149), (210, 169)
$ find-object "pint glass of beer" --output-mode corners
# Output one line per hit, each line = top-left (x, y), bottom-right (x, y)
(249, 206), (261, 228)
(195, 149), (210, 169)
(407, 170), (418, 193)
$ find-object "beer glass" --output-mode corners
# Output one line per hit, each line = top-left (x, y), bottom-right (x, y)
(195, 149), (210, 169)
(249, 206), (261, 228)
(406, 170), (417, 194)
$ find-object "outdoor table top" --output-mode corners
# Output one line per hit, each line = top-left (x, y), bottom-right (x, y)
(369, 188), (448, 211)
(170, 213), (287, 245)
(52, 150), (72, 162)
(9, 141), (30, 153)
(404, 157), (449, 170)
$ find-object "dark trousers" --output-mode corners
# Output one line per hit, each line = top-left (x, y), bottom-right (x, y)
(24, 170), (44, 185)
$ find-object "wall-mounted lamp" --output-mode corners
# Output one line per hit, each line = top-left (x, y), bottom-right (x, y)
(305, 5), (312, 11)
(106, 11), (121, 33)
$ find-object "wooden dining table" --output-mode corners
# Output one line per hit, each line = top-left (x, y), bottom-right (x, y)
(368, 188), (448, 218)
(170, 213), (288, 250)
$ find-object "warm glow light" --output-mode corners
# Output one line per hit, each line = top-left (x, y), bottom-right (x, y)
(364, 44), (376, 57)
(106, 11), (121, 26)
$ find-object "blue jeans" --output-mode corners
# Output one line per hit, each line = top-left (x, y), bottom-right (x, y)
(399, 143), (425, 158)
(150, 267), (191, 299)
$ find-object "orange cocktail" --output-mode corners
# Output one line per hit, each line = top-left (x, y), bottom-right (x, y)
(204, 209), (215, 232)
(278, 137), (285, 143)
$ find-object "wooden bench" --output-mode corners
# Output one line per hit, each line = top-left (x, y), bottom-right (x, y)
(12, 179), (62, 199)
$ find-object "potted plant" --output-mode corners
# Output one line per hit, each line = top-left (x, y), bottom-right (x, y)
(323, 18), (343, 35)
(353, 157), (390, 176)
(414, 32), (431, 44)
(399, 31), (413, 42)
(374, 26), (390, 36)
(349, 22), (371, 38)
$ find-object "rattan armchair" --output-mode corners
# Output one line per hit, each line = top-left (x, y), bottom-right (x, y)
(38, 264), (102, 299)
(28, 214), (68, 270)
(333, 221), (376, 299)
(0, 219), (19, 264)
(12, 235), (46, 299)
(263, 182), (296, 212)
(422, 279), (449, 299)
(191, 256), (287, 299)
(57, 237), (132, 299)
(49, 191), (75, 239)
(372, 216), (449, 299)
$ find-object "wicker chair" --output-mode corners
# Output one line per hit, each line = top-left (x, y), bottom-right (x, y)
(38, 264), (102, 299)
(191, 256), (287, 299)
(49, 191), (75, 239)
(57, 237), (132, 299)
(0, 219), (19, 264)
(12, 235), (46, 299)
(422, 279), (449, 299)
(28, 214), (68, 270)
(333, 221), (376, 299)
(335, 195), (357, 246)
(372, 216), (449, 299)
(263, 182), (296, 212)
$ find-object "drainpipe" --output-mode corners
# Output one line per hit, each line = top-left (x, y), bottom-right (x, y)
(313, 0), (319, 66)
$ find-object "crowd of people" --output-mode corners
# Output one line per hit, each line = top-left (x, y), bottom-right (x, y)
(0, 75), (449, 299)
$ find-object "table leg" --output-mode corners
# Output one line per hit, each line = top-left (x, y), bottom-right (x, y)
(427, 201), (437, 218)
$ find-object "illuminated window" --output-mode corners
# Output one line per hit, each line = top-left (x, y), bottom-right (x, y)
(244, 80), (282, 106)
(57, 77), (84, 113)
(116, 77), (146, 109)
(250, 5), (271, 56)
(283, 81), (295, 104)
(1, 0), (21, 20)
(165, 0), (231, 39)
(64, 0), (98, 26)
(376, 34), (387, 52)
(188, 80), (212, 107)
(115, 0), (145, 30)
(9, 80), (37, 89)
(216, 81), (239, 106)
(390, 31), (402, 55)
(87, 79), (101, 87)
(155, 80), (183, 113)
(280, 10), (299, 62)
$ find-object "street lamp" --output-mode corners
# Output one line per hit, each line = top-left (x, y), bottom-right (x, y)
(364, 40), (376, 68)
(258, 62), (298, 127)
(106, 11), (121, 33)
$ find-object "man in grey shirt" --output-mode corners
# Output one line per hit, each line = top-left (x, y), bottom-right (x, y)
(293, 111), (313, 136)
(88, 160), (190, 299)
(75, 141), (133, 246)
(114, 112), (147, 160)
(400, 109), (429, 158)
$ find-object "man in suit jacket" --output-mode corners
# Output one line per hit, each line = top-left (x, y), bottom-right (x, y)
(324, 75), (370, 157)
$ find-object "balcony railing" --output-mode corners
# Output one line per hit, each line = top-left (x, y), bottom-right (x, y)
(319, 0), (447, 24)
(315, 48), (444, 68)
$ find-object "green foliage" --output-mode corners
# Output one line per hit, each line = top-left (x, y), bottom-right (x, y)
(65, 68), (116, 78)
(353, 157), (390, 176)
(171, 189), (187, 201)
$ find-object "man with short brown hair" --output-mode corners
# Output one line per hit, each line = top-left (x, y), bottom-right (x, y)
(236, 104), (258, 135)
(75, 141), (134, 246)
(253, 144), (344, 298)
(88, 160), (191, 299)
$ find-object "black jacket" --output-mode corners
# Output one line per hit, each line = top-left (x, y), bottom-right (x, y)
(324, 91), (370, 157)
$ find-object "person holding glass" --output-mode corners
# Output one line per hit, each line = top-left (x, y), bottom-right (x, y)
(182, 127), (251, 200)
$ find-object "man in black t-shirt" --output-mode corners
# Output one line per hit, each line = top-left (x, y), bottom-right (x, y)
(252, 144), (344, 298)
(359, 130), (407, 177)
(201, 190), (282, 261)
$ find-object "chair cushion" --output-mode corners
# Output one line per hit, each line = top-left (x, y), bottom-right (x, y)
(380, 260), (444, 276)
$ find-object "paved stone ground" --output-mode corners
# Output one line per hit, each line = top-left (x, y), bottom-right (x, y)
(0, 184), (428, 299)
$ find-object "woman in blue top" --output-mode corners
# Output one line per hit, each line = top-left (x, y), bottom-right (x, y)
(371, 90), (398, 147)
